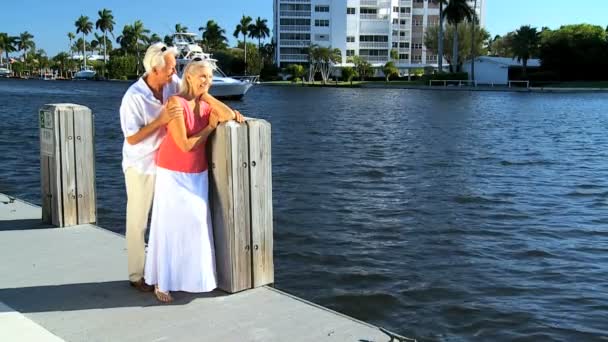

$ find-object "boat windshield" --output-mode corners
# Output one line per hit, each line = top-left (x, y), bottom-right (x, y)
(174, 34), (197, 45)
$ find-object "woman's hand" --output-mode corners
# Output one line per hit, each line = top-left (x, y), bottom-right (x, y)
(208, 111), (221, 129)
(233, 110), (246, 123)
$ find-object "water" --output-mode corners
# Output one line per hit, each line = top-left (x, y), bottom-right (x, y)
(1, 78), (607, 341)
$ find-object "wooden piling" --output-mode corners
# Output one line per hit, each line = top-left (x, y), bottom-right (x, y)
(208, 119), (274, 293)
(39, 104), (96, 227)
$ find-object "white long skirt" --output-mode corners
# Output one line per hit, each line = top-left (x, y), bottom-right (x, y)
(144, 166), (217, 293)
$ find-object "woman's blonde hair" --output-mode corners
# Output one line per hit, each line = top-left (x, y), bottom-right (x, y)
(179, 59), (216, 96)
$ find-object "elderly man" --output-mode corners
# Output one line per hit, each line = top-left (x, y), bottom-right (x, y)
(120, 43), (239, 291)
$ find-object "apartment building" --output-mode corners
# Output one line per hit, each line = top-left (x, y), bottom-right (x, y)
(273, 0), (486, 72)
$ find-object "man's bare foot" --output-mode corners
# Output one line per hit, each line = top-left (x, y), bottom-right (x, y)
(154, 286), (173, 303)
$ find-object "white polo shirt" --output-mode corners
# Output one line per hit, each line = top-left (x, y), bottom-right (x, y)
(120, 74), (180, 175)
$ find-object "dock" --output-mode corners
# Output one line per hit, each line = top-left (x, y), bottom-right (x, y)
(0, 193), (400, 342)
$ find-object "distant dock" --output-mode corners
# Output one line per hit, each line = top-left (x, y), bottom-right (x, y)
(0, 193), (411, 342)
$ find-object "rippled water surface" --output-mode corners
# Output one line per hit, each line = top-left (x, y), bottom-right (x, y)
(1, 79), (608, 341)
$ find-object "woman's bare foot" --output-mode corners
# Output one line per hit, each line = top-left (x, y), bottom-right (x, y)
(154, 286), (173, 303)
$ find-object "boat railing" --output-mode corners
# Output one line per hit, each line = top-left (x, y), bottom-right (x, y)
(231, 75), (260, 84)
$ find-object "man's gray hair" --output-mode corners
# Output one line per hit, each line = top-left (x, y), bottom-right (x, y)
(142, 43), (178, 74)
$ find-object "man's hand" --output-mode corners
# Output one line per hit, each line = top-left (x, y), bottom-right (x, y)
(159, 102), (182, 125)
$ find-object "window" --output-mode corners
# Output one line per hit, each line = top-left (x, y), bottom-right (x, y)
(393, 6), (399, 12)
(392, 42), (398, 48)
(412, 55), (422, 61)
(280, 33), (311, 40)
(399, 53), (409, 59)
(347, 7), (356, 14)
(400, 7), (411, 13)
(315, 34), (329, 41)
(359, 35), (388, 42)
(346, 50), (355, 57)
(315, 5), (330, 12)
(346, 36), (355, 43)
(400, 42), (409, 48)
(392, 18), (399, 24)
(360, 7), (377, 14)
(413, 19), (422, 26)
(280, 18), (311, 25)
(400, 31), (406, 37)
(359, 49), (389, 56)
(314, 19), (329, 27)
(400, 19), (407, 25)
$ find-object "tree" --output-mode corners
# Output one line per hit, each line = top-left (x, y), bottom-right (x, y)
(67, 32), (76, 59)
(390, 48), (399, 61)
(199, 20), (228, 52)
(0, 33), (18, 68)
(233, 15), (253, 70)
(96, 8), (115, 75)
(443, 0), (475, 71)
(382, 61), (398, 82)
(149, 34), (162, 43)
(437, 0), (449, 72)
(174, 23), (188, 33)
(249, 17), (270, 51)
(116, 21), (150, 74)
(17, 31), (35, 74)
(511, 25), (540, 77)
(348, 55), (372, 81)
(309, 46), (341, 84)
(539, 24), (608, 81)
(286, 64), (305, 83)
(425, 22), (490, 69)
(488, 33), (514, 56)
(470, 0), (478, 81)
(341, 66), (357, 85)
(75, 15), (93, 69)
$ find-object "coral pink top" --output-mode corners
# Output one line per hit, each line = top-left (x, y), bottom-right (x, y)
(156, 97), (211, 173)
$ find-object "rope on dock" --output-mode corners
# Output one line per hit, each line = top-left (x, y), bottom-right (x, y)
(379, 327), (417, 342)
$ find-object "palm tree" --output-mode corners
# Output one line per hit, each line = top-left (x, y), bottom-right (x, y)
(249, 17), (270, 51)
(175, 23), (188, 33)
(17, 31), (35, 74)
(443, 0), (475, 72)
(437, 0), (448, 72)
(67, 32), (76, 59)
(75, 15), (93, 69)
(470, 0), (477, 81)
(96, 8), (115, 70)
(199, 20), (227, 52)
(149, 33), (162, 43)
(511, 25), (540, 77)
(233, 15), (253, 70)
(0, 33), (18, 68)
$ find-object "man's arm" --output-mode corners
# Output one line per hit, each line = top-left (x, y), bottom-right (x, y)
(121, 99), (181, 146)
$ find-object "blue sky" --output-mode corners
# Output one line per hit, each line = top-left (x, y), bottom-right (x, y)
(2, 0), (607, 57)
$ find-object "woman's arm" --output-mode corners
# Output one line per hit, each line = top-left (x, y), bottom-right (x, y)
(201, 93), (236, 122)
(166, 97), (219, 152)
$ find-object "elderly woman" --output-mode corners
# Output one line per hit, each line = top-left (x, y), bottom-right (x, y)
(144, 59), (244, 302)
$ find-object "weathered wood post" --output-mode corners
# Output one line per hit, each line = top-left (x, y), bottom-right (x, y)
(40, 104), (96, 227)
(208, 119), (274, 293)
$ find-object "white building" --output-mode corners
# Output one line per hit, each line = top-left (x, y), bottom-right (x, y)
(462, 56), (541, 85)
(273, 0), (486, 73)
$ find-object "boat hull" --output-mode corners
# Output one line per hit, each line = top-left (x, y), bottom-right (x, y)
(209, 81), (253, 100)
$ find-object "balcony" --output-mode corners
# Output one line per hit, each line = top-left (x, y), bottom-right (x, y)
(399, 0), (412, 6)
(279, 40), (311, 47)
(398, 12), (411, 18)
(360, 0), (378, 5)
(280, 54), (308, 61)
(392, 24), (410, 30)
(279, 25), (311, 32)
(359, 42), (390, 49)
(360, 14), (389, 20)
(280, 11), (311, 17)
(360, 56), (388, 63)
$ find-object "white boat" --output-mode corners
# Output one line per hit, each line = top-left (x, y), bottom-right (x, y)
(0, 67), (11, 78)
(74, 68), (96, 80)
(172, 32), (257, 99)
